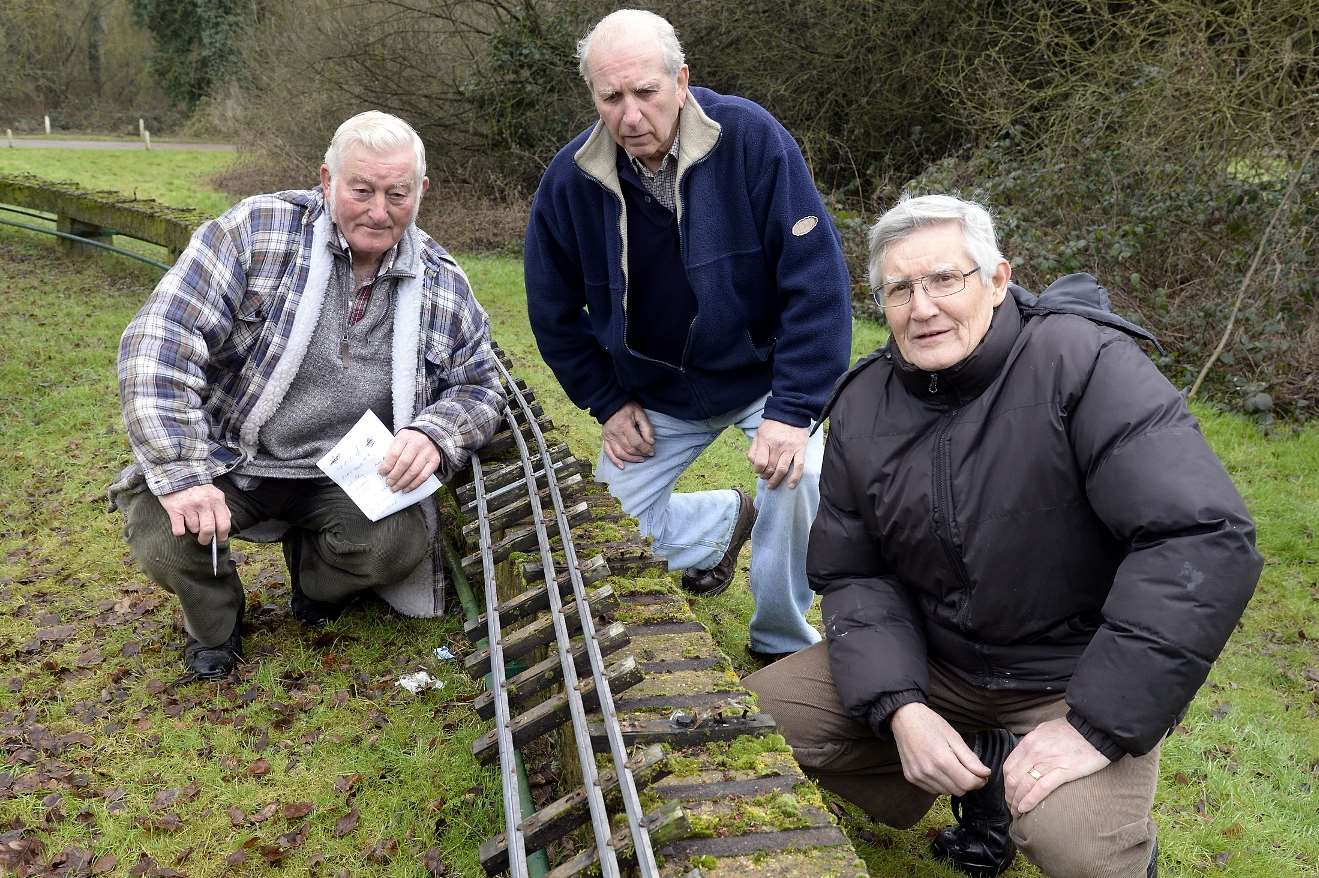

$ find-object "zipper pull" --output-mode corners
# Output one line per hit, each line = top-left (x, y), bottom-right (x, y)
(928, 373), (939, 394)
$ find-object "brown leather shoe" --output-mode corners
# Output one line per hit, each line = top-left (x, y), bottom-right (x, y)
(681, 489), (756, 597)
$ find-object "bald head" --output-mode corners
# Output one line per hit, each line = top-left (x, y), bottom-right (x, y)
(576, 9), (686, 86)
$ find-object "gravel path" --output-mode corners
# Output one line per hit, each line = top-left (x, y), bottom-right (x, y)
(4, 137), (236, 152)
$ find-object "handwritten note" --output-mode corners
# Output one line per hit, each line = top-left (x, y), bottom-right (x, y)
(317, 410), (440, 522)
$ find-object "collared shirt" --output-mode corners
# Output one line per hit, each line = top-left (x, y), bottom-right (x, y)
(334, 227), (401, 325)
(628, 130), (680, 213)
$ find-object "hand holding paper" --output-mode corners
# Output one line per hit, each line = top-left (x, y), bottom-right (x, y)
(317, 410), (441, 522)
(379, 428), (443, 492)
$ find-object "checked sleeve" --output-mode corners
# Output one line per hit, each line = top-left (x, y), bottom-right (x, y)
(118, 213), (251, 496)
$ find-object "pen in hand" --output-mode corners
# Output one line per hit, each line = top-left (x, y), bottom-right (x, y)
(211, 536), (218, 577)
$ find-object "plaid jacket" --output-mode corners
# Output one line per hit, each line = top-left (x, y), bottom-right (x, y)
(114, 188), (504, 499)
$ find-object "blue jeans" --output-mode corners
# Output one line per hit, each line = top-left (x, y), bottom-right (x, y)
(595, 394), (825, 653)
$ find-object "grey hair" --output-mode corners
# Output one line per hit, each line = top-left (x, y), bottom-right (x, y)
(576, 9), (685, 86)
(868, 194), (1003, 294)
(323, 111), (426, 190)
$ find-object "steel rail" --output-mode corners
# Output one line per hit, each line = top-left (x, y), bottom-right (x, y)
(0, 204), (56, 222)
(0, 213), (172, 271)
(491, 399), (624, 878)
(441, 531), (550, 878)
(471, 453), (531, 877)
(493, 358), (660, 877)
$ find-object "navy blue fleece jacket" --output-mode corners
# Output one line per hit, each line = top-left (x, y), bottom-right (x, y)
(524, 87), (852, 427)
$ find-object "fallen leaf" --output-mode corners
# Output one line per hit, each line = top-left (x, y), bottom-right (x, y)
(283, 801), (314, 820)
(334, 773), (362, 794)
(1173, 771), (1190, 785)
(226, 806), (247, 827)
(36, 625), (76, 642)
(127, 853), (155, 876)
(138, 812), (183, 832)
(424, 846), (446, 876)
(75, 650), (103, 668)
(334, 808), (360, 838)
(1214, 851), (1232, 867)
(363, 838), (397, 863)
(151, 788), (180, 811)
(250, 802), (280, 823)
(1210, 702), (1231, 721)
(225, 849), (247, 866)
(91, 853), (118, 874)
(248, 757), (271, 777)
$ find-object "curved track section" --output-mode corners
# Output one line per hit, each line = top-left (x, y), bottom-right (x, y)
(452, 347), (870, 878)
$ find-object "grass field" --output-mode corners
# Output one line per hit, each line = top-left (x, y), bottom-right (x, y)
(0, 153), (1315, 877)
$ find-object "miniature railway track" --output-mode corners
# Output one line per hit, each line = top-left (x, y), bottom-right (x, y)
(449, 347), (869, 878)
(453, 348), (666, 878)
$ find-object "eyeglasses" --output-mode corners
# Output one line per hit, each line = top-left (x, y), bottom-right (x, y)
(875, 266), (979, 308)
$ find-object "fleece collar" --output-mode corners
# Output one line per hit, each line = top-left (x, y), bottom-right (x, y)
(238, 205), (427, 453)
(573, 90), (722, 217)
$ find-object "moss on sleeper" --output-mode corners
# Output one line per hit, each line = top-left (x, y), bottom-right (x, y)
(685, 790), (818, 837)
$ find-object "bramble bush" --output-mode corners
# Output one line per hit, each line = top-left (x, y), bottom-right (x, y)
(893, 141), (1317, 417)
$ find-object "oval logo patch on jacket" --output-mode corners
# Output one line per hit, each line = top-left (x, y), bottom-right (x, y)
(792, 215), (819, 236)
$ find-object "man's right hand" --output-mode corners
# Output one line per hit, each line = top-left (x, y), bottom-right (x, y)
(602, 401), (656, 468)
(890, 702), (991, 796)
(158, 484), (231, 545)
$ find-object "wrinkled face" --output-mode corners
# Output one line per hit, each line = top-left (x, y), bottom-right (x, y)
(319, 145), (428, 265)
(587, 37), (688, 172)
(881, 222), (1011, 372)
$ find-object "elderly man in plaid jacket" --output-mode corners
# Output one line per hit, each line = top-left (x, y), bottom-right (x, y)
(110, 111), (504, 679)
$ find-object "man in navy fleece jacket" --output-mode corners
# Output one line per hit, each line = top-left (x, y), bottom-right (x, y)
(524, 9), (852, 661)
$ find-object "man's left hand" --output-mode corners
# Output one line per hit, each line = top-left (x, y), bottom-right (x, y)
(747, 419), (809, 489)
(379, 428), (443, 492)
(1002, 717), (1111, 816)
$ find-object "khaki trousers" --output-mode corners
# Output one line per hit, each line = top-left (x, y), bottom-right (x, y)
(745, 642), (1159, 878)
(121, 476), (428, 646)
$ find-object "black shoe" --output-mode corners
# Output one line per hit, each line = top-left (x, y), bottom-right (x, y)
(183, 623), (243, 679)
(681, 489), (757, 597)
(284, 534), (347, 626)
(747, 647), (795, 667)
(1148, 837), (1158, 878)
(290, 579), (349, 626)
(930, 728), (1018, 878)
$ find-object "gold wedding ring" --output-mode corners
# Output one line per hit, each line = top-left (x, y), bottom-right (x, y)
(1027, 766), (1043, 780)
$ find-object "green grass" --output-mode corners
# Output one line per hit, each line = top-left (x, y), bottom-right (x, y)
(1, 150), (1315, 876)
(0, 148), (237, 217)
(0, 227), (502, 875)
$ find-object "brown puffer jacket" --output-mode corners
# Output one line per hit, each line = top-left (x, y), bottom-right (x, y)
(809, 274), (1262, 760)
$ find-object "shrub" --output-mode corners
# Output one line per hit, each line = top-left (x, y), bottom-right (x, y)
(900, 141), (1316, 417)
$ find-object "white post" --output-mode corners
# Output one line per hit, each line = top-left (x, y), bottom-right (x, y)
(44, 115), (51, 134)
(139, 117), (145, 137)
(5, 129), (13, 148)
(143, 130), (151, 150)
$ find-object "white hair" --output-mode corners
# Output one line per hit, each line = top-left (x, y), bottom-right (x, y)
(576, 9), (685, 86)
(868, 194), (1004, 293)
(323, 111), (426, 191)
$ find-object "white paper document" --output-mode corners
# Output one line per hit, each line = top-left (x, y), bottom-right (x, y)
(317, 410), (440, 522)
